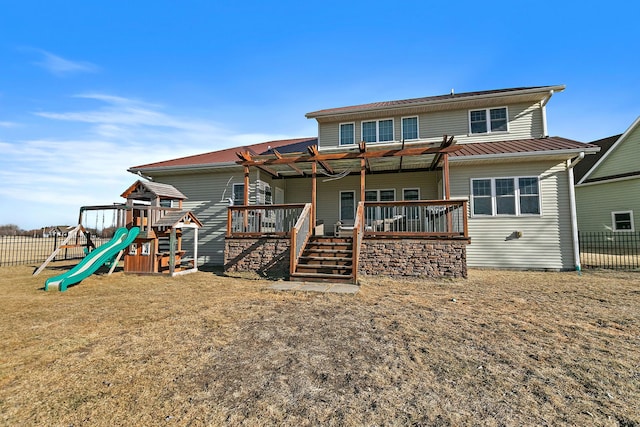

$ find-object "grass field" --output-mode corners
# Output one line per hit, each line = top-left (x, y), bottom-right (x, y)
(1, 263), (638, 426)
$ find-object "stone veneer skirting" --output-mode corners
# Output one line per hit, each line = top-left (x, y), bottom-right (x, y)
(358, 238), (468, 278)
(224, 237), (291, 278)
(225, 237), (468, 280)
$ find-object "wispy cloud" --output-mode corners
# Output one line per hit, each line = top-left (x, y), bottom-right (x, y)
(0, 93), (297, 228)
(29, 48), (99, 76)
(0, 121), (20, 128)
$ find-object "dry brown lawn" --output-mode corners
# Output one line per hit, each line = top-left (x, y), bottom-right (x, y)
(1, 263), (639, 426)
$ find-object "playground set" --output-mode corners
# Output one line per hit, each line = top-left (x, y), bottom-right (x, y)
(35, 180), (203, 291)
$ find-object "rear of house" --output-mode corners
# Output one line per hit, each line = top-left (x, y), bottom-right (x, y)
(129, 86), (598, 277)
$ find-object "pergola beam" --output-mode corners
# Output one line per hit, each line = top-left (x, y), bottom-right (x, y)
(273, 148), (304, 176)
(307, 145), (335, 175)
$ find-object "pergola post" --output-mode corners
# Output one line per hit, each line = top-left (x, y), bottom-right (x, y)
(243, 165), (249, 230)
(312, 162), (317, 234)
(360, 158), (366, 204)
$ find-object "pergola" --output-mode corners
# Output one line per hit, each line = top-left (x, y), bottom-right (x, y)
(236, 135), (461, 227)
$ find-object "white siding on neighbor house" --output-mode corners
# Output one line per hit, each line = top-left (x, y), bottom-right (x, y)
(588, 125), (640, 180)
(283, 171), (439, 232)
(450, 160), (574, 270)
(575, 178), (640, 233)
(318, 102), (544, 149)
(154, 169), (256, 266)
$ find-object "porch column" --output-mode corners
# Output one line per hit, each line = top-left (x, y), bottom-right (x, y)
(312, 161), (317, 233)
(243, 166), (249, 230)
(442, 153), (451, 200)
(360, 158), (366, 203)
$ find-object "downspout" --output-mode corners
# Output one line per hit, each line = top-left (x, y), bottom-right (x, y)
(541, 90), (554, 137)
(567, 152), (585, 272)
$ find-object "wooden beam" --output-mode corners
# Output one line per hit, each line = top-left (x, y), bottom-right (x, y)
(239, 144), (462, 167)
(273, 148), (304, 176)
(430, 135), (455, 171)
(443, 153), (451, 200)
(307, 145), (335, 175)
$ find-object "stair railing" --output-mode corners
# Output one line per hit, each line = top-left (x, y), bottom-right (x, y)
(290, 203), (312, 274)
(352, 201), (365, 284)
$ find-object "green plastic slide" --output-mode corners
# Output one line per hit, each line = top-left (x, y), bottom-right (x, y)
(44, 227), (140, 292)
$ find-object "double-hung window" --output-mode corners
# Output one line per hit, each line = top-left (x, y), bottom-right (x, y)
(402, 117), (418, 140)
(471, 177), (540, 216)
(469, 107), (508, 134)
(232, 183), (245, 205)
(340, 123), (355, 146)
(362, 119), (394, 143)
(612, 211), (634, 232)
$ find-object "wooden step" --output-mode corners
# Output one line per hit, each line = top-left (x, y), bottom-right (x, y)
(303, 248), (352, 257)
(295, 265), (352, 275)
(299, 256), (353, 266)
(290, 272), (354, 284)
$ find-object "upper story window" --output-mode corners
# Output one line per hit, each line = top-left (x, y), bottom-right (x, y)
(362, 119), (394, 143)
(340, 123), (355, 146)
(402, 117), (418, 140)
(612, 211), (634, 232)
(469, 107), (508, 134)
(471, 177), (540, 216)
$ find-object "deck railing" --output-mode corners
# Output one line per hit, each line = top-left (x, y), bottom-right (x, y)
(226, 204), (307, 237)
(289, 204), (313, 273)
(363, 200), (468, 238)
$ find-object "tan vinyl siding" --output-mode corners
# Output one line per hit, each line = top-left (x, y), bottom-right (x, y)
(589, 125), (640, 179)
(451, 160), (574, 270)
(284, 171), (438, 232)
(575, 178), (640, 232)
(317, 102), (544, 149)
(153, 168), (256, 266)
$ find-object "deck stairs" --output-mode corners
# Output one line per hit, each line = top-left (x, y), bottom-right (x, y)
(290, 237), (355, 284)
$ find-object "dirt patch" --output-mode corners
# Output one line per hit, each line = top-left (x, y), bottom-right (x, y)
(0, 264), (638, 425)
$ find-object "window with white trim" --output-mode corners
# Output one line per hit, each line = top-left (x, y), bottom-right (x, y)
(612, 211), (634, 232)
(402, 117), (418, 140)
(232, 183), (245, 205)
(469, 107), (508, 134)
(362, 119), (394, 143)
(471, 177), (540, 216)
(339, 123), (355, 146)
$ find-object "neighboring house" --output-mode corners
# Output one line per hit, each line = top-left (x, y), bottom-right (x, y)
(129, 86), (598, 279)
(574, 116), (640, 235)
(43, 226), (72, 238)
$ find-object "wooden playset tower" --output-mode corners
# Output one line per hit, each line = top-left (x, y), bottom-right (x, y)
(120, 180), (202, 275)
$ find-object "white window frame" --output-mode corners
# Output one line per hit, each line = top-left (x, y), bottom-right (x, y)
(611, 210), (635, 232)
(470, 176), (541, 217)
(468, 106), (509, 134)
(232, 183), (245, 205)
(402, 188), (420, 200)
(401, 116), (419, 141)
(339, 122), (355, 146)
(361, 118), (395, 143)
(339, 190), (356, 222)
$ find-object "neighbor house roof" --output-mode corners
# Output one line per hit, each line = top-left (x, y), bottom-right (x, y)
(306, 85), (565, 120)
(129, 137), (317, 173)
(573, 134), (621, 183)
(575, 115), (640, 185)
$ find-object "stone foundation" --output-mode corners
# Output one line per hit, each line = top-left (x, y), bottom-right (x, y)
(225, 236), (468, 280)
(224, 237), (290, 278)
(359, 238), (468, 278)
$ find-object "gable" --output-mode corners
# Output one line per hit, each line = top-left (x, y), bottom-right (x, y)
(579, 117), (640, 184)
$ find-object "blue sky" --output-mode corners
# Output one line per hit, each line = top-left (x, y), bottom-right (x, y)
(1, 0), (638, 230)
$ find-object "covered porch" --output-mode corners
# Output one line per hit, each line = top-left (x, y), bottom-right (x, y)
(224, 137), (470, 283)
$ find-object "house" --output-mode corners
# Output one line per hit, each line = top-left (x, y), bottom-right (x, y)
(43, 225), (72, 238)
(128, 86), (599, 281)
(574, 116), (640, 235)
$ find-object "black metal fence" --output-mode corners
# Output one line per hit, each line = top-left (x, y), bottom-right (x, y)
(0, 234), (110, 267)
(579, 231), (640, 271)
